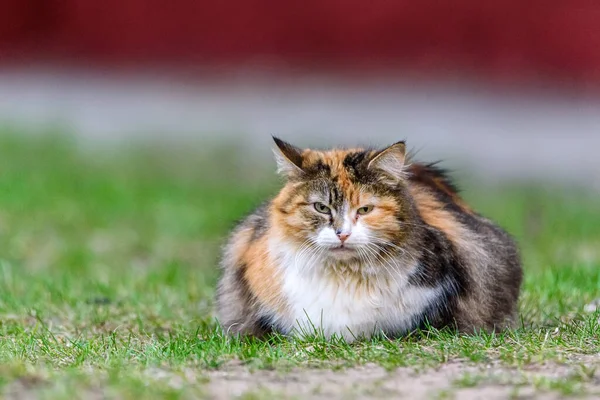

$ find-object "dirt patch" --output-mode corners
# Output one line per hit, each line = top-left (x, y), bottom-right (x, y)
(3, 356), (600, 399)
(204, 356), (600, 399)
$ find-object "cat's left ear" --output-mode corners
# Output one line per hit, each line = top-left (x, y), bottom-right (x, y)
(367, 141), (407, 181)
(272, 136), (305, 178)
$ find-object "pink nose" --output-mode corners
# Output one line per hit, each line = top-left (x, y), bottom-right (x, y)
(337, 233), (350, 243)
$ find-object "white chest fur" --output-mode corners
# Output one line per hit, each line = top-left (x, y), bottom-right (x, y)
(271, 246), (441, 342)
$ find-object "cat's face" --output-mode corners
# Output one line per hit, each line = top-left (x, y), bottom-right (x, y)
(271, 138), (411, 263)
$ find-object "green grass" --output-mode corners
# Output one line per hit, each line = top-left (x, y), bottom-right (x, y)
(0, 132), (599, 398)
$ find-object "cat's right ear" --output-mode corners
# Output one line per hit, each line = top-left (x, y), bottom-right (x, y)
(367, 141), (407, 182)
(272, 136), (304, 178)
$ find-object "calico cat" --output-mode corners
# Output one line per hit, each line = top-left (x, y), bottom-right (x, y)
(215, 137), (522, 342)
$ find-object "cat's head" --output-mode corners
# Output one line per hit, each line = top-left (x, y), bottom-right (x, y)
(270, 137), (414, 263)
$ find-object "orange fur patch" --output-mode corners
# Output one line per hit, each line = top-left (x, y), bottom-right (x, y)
(271, 190), (312, 241)
(241, 234), (287, 314)
(358, 196), (405, 239)
(409, 186), (463, 246)
(307, 149), (364, 204)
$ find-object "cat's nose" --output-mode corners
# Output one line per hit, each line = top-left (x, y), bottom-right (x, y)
(336, 232), (351, 243)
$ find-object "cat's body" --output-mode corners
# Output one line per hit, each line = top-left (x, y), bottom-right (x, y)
(216, 138), (522, 341)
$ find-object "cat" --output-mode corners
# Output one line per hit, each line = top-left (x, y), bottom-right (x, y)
(215, 137), (522, 342)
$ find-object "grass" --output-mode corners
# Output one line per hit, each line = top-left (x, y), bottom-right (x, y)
(0, 132), (599, 398)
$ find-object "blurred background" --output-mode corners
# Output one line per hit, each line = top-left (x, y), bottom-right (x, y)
(0, 0), (599, 186)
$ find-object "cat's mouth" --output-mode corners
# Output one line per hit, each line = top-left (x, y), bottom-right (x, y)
(327, 245), (359, 260)
(329, 245), (355, 253)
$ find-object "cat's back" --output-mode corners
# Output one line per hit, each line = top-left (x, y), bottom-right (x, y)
(406, 162), (517, 246)
(406, 163), (474, 214)
(406, 162), (522, 330)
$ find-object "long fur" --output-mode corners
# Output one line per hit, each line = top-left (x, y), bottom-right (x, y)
(215, 139), (523, 342)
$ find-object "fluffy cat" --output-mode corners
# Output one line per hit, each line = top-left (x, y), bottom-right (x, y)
(215, 137), (522, 342)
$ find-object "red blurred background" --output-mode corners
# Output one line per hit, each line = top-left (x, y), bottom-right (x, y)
(2, 1), (600, 86)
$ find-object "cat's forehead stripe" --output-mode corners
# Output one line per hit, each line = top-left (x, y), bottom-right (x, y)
(305, 149), (369, 205)
(289, 148), (389, 208)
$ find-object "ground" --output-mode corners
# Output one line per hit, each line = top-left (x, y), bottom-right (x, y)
(0, 132), (599, 399)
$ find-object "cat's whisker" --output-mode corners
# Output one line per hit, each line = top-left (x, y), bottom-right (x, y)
(301, 248), (319, 273)
(381, 237), (436, 259)
(378, 253), (407, 286)
(297, 240), (323, 274)
(360, 244), (385, 277)
(361, 247), (385, 288)
(360, 249), (381, 282)
(303, 243), (327, 274)
(354, 247), (366, 264)
(311, 247), (327, 272)
(368, 242), (402, 275)
(361, 235), (411, 264)
(375, 242), (414, 265)
(363, 243), (403, 289)
(367, 236), (423, 264)
(294, 240), (315, 272)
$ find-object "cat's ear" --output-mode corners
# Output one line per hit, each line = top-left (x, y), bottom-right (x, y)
(272, 136), (304, 177)
(367, 141), (407, 181)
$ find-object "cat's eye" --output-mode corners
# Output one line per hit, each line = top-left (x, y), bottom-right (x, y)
(357, 205), (374, 215)
(313, 202), (331, 214)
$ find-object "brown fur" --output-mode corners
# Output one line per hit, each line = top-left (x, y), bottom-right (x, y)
(408, 186), (464, 245)
(215, 138), (523, 338)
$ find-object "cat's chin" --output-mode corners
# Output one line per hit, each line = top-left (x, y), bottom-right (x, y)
(325, 246), (358, 261)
